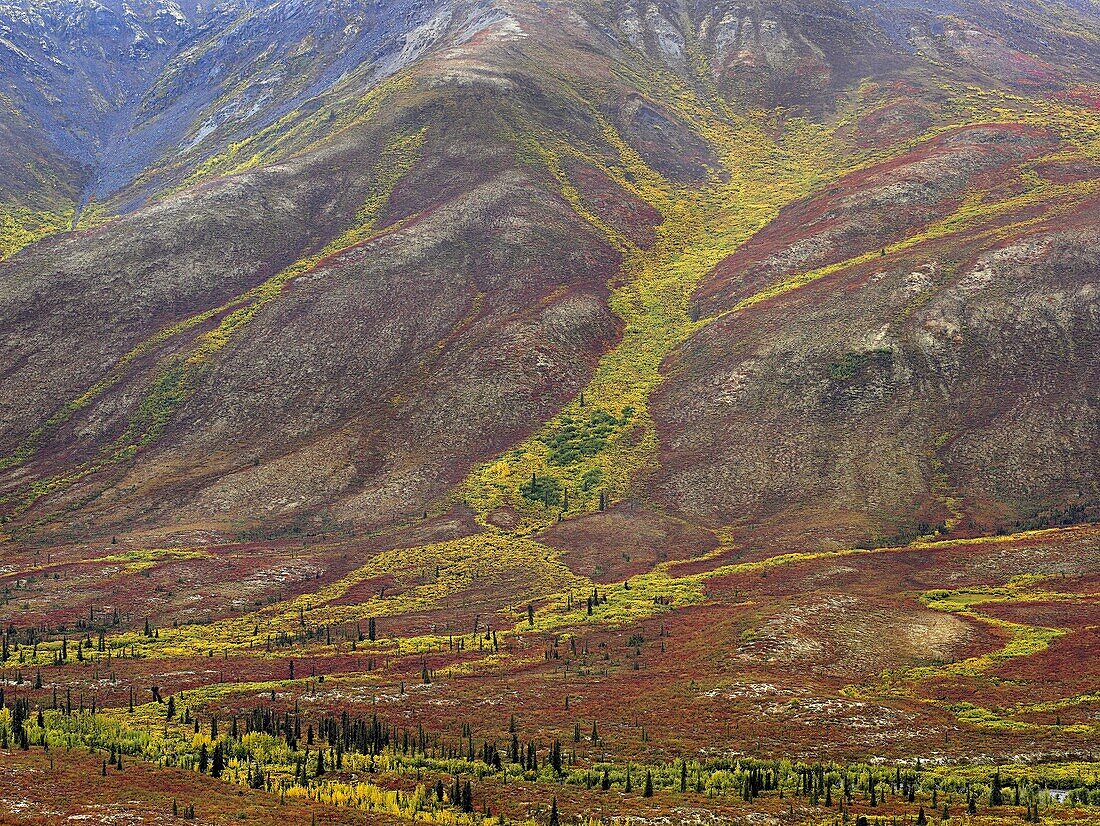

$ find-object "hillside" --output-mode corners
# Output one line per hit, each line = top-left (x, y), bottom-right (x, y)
(0, 0), (1097, 823)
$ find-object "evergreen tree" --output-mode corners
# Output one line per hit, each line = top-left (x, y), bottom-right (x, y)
(549, 739), (563, 775)
(989, 771), (1004, 806)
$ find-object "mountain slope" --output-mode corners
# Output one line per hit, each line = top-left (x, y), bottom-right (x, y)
(1, 0), (1097, 547)
(0, 0), (510, 228)
(656, 122), (1098, 548)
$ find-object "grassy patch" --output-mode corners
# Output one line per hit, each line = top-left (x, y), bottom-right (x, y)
(0, 201), (73, 260)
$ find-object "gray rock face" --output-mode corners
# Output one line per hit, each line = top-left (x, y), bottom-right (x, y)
(0, 0), (504, 208)
(603, 0), (1100, 113)
(0, 0), (201, 188)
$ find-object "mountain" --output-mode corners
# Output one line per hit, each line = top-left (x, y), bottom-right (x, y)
(1, 0), (1096, 545)
(0, 0), (1097, 823)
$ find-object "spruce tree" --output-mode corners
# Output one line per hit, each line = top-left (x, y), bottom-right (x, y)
(989, 771), (1004, 806)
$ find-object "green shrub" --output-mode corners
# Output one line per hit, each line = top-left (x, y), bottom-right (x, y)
(541, 408), (633, 466)
(520, 475), (563, 507)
